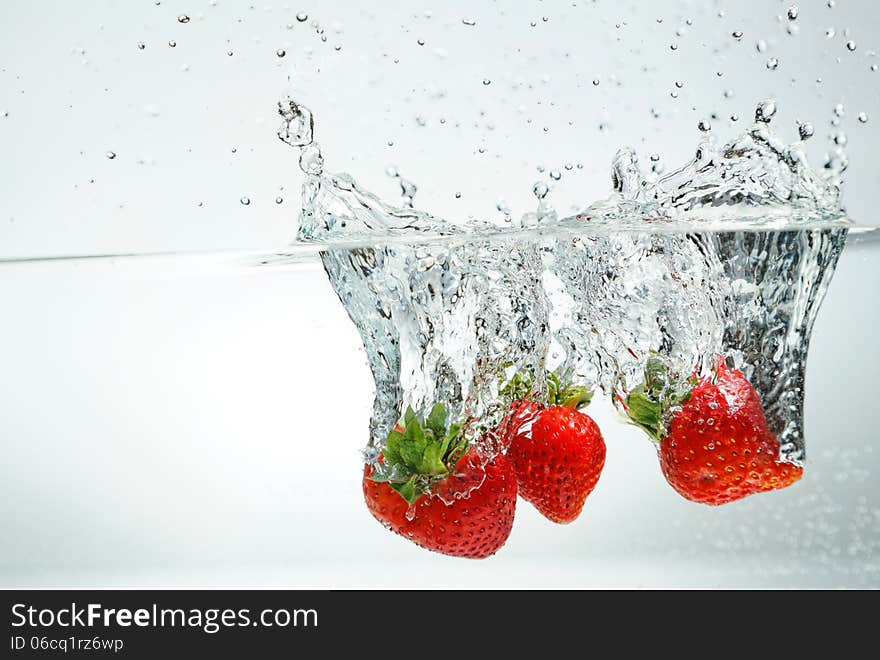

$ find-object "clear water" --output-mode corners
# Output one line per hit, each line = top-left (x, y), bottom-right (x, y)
(283, 99), (860, 479)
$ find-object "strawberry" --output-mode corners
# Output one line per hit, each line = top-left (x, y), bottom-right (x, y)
(507, 374), (606, 524)
(625, 357), (802, 506)
(363, 403), (517, 559)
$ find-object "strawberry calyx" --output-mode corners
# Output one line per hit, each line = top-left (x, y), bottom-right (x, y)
(547, 371), (593, 410)
(624, 355), (696, 443)
(369, 403), (469, 504)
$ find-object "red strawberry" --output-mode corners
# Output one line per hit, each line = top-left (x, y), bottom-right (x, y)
(363, 404), (517, 559)
(625, 357), (802, 505)
(507, 375), (606, 524)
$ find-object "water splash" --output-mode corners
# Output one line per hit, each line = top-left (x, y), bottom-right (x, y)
(281, 98), (848, 475)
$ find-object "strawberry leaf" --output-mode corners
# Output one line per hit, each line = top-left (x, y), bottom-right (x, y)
(370, 403), (470, 504)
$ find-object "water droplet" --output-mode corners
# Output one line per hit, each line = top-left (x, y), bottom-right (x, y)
(564, 162), (573, 170)
(137, 41), (146, 50)
(454, 192), (462, 199)
(846, 40), (856, 51)
(277, 98), (314, 147)
(334, 44), (342, 51)
(669, 43), (678, 51)
(542, 16), (549, 22)
(826, 27), (835, 38)
(674, 81), (684, 88)
(240, 196), (250, 205)
(296, 12), (308, 22)
(416, 38), (425, 46)
(755, 99), (777, 123)
(276, 49), (286, 57)
(227, 50), (233, 56)
(549, 170), (562, 181)
(827, 0), (835, 7)
(178, 14), (190, 24)
(106, 151), (116, 159)
(275, 196), (284, 204)
(834, 131), (847, 146)
(834, 103), (845, 117)
(650, 153), (660, 162)
(731, 113), (739, 122)
(788, 6), (799, 20)
(732, 30), (743, 40)
(592, 78), (600, 86)
(698, 119), (711, 132)
(858, 112), (869, 123)
(756, 39), (767, 52)
(462, 18), (476, 26)
(482, 78), (491, 85)
(532, 181), (549, 199)
(168, 40), (176, 47)
(723, 89), (734, 99)
(670, 91), (679, 99)
(798, 122), (814, 140)
(766, 57), (779, 70)
(871, 64), (878, 72)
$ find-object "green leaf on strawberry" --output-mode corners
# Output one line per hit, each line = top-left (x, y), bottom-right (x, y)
(624, 354), (696, 443)
(370, 403), (469, 504)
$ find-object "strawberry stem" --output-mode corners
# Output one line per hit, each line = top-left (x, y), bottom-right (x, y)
(624, 354), (695, 443)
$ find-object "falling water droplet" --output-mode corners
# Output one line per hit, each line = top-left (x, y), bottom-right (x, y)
(240, 196), (250, 205)
(766, 57), (779, 70)
(755, 99), (777, 123)
(798, 122), (814, 140)
(532, 181), (549, 199)
(178, 14), (190, 24)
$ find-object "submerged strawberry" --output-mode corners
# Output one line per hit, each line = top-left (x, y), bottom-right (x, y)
(507, 374), (606, 524)
(363, 404), (517, 559)
(625, 357), (802, 506)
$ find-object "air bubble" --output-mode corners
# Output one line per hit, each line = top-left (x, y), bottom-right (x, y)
(846, 40), (856, 51)
(240, 196), (250, 205)
(417, 39), (425, 46)
(168, 40), (176, 47)
(592, 79), (600, 86)
(454, 192), (462, 199)
(296, 12), (308, 22)
(277, 49), (286, 57)
(549, 170), (562, 181)
(698, 119), (711, 132)
(724, 89), (734, 99)
(826, 28), (835, 38)
(858, 112), (868, 123)
(834, 131), (847, 146)
(275, 196), (284, 204)
(756, 39), (767, 52)
(675, 81), (683, 88)
(482, 78), (491, 85)
(766, 57), (779, 70)
(178, 14), (190, 24)
(650, 153), (660, 162)
(462, 18), (476, 26)
(833, 103), (845, 117)
(788, 6), (799, 20)
(106, 151), (116, 159)
(137, 41), (146, 50)
(732, 30), (743, 40)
